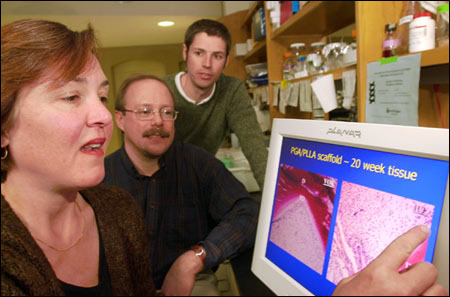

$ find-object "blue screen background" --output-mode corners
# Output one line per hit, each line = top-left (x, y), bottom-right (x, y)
(265, 137), (449, 296)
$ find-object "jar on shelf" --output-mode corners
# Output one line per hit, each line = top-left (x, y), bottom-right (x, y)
(395, 1), (421, 55)
(342, 29), (357, 66)
(409, 12), (435, 53)
(436, 3), (449, 47)
(307, 42), (325, 75)
(282, 52), (297, 80)
(290, 43), (308, 78)
(323, 42), (347, 70)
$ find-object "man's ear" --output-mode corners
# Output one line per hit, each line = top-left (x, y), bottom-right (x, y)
(224, 55), (230, 70)
(114, 110), (125, 132)
(182, 44), (188, 61)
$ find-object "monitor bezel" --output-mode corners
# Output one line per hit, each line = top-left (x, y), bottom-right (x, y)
(251, 119), (449, 296)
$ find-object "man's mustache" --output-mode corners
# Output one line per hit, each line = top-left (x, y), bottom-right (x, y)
(142, 128), (170, 138)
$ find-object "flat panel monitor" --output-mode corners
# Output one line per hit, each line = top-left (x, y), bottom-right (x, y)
(252, 119), (449, 296)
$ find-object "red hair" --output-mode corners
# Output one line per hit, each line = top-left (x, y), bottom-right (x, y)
(1, 19), (99, 182)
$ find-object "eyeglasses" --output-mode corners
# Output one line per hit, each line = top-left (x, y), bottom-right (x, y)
(120, 106), (179, 121)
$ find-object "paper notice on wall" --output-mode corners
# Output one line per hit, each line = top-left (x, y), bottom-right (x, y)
(365, 54), (421, 126)
(299, 80), (312, 112)
(272, 84), (280, 107)
(288, 82), (300, 107)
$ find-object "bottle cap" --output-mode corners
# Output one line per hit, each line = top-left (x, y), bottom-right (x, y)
(311, 42), (325, 47)
(414, 12), (432, 18)
(438, 4), (449, 13)
(290, 43), (306, 48)
(385, 23), (397, 32)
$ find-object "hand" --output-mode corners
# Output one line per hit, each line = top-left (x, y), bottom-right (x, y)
(161, 250), (204, 296)
(333, 225), (448, 296)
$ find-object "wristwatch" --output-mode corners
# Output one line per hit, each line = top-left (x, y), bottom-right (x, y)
(191, 245), (206, 264)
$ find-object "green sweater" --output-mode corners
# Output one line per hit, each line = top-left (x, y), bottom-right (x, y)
(164, 73), (268, 189)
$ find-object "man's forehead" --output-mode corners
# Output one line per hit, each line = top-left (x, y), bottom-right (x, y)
(191, 33), (226, 50)
(126, 79), (174, 105)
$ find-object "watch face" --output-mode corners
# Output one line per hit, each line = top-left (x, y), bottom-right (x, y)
(191, 245), (206, 262)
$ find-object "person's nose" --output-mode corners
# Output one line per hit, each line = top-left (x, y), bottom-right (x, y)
(202, 54), (212, 68)
(87, 96), (112, 128)
(149, 110), (163, 126)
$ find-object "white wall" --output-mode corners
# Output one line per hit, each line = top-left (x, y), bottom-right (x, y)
(222, 1), (253, 15)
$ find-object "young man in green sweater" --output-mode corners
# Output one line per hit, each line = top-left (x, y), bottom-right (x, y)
(163, 19), (268, 190)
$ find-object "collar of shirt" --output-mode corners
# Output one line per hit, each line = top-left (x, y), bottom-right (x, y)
(118, 144), (172, 179)
(175, 72), (215, 105)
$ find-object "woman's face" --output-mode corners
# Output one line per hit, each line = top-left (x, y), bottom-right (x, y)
(3, 55), (113, 190)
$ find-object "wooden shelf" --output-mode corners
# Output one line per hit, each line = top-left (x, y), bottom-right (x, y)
(242, 1), (264, 29)
(231, 1), (448, 128)
(416, 46), (449, 67)
(272, 1), (355, 39)
(296, 64), (356, 82)
(270, 65), (357, 85)
(368, 46), (450, 67)
(244, 40), (267, 63)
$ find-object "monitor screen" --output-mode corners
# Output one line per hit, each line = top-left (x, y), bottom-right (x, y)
(252, 119), (449, 296)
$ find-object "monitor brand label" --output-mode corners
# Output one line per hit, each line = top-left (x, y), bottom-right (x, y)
(326, 127), (361, 138)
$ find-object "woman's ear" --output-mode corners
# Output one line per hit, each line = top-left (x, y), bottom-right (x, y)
(1, 131), (10, 148)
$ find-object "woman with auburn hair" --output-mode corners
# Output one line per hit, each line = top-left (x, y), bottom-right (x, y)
(1, 19), (155, 295)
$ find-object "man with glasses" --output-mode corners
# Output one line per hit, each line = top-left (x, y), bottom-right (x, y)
(102, 74), (259, 296)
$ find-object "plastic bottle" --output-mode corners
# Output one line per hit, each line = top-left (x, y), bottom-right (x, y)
(290, 43), (308, 78)
(351, 29), (357, 50)
(290, 43), (306, 61)
(307, 42), (325, 74)
(436, 3), (449, 47)
(282, 52), (296, 80)
(342, 29), (357, 66)
(295, 55), (308, 78)
(395, 1), (420, 55)
(383, 23), (399, 57)
(409, 12), (435, 53)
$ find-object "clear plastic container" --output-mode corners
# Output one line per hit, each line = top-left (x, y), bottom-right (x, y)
(307, 42), (325, 75)
(437, 3), (449, 47)
(290, 43), (306, 58)
(294, 55), (308, 78)
(323, 42), (347, 70)
(409, 12), (435, 53)
(290, 43), (308, 78)
(342, 29), (357, 66)
(395, 1), (420, 55)
(282, 52), (297, 80)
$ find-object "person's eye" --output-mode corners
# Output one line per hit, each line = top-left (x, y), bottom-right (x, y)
(63, 95), (80, 102)
(100, 96), (108, 104)
(215, 54), (224, 59)
(194, 51), (202, 56)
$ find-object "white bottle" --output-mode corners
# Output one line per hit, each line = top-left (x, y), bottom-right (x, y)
(409, 12), (435, 53)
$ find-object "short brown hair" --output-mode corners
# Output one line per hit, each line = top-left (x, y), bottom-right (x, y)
(184, 19), (232, 57)
(115, 73), (175, 112)
(1, 19), (99, 182)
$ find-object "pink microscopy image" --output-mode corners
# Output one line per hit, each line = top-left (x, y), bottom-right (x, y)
(269, 164), (337, 274)
(326, 181), (434, 284)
